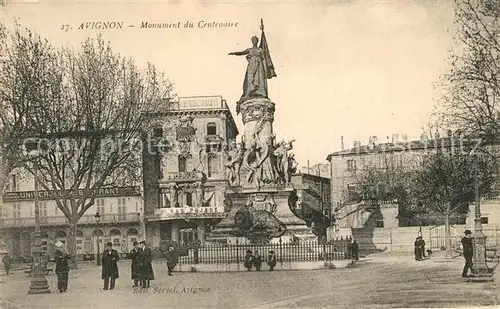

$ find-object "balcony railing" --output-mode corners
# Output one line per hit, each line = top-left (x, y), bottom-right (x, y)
(2, 212), (140, 227)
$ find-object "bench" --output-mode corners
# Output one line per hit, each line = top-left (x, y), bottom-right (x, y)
(25, 268), (53, 276)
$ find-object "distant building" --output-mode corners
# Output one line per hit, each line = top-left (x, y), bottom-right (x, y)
(326, 133), (500, 230)
(301, 163), (330, 178)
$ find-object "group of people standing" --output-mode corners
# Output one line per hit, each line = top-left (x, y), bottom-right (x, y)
(244, 250), (277, 271)
(129, 241), (155, 288)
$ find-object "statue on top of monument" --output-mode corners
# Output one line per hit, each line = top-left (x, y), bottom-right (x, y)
(228, 19), (277, 114)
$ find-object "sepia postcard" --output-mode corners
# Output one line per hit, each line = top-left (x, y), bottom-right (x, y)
(0, 0), (499, 308)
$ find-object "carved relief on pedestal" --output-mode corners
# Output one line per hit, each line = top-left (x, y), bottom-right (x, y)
(239, 99), (275, 124)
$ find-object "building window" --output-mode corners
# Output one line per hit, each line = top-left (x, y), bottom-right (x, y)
(347, 184), (359, 201)
(12, 203), (21, 218)
(178, 155), (187, 172)
(376, 220), (384, 228)
(40, 202), (47, 217)
(96, 199), (105, 214)
(185, 192), (193, 207)
(153, 127), (163, 138)
(117, 198), (126, 220)
(481, 217), (489, 224)
(207, 154), (219, 176)
(206, 122), (217, 135)
(347, 160), (357, 172)
(9, 174), (19, 192)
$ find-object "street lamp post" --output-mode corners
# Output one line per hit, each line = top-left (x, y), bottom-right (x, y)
(95, 212), (101, 266)
(471, 162), (493, 281)
(28, 165), (51, 294)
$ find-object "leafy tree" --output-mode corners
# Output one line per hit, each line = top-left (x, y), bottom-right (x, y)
(2, 25), (173, 267)
(412, 147), (497, 256)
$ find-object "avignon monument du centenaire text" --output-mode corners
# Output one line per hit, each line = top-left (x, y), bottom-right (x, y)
(69, 20), (239, 31)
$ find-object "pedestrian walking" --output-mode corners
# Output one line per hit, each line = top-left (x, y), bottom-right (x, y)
(140, 241), (154, 287)
(101, 242), (120, 290)
(130, 241), (140, 287)
(461, 230), (474, 277)
(2, 254), (11, 275)
(253, 250), (262, 271)
(244, 250), (253, 271)
(267, 250), (277, 271)
(54, 241), (70, 293)
(165, 247), (177, 276)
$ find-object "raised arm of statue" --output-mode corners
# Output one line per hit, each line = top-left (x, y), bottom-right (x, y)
(229, 49), (250, 56)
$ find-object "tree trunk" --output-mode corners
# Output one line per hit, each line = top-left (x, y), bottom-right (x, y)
(444, 209), (452, 258)
(67, 217), (78, 269)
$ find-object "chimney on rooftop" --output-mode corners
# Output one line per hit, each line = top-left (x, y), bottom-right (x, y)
(353, 141), (361, 149)
(341, 136), (344, 150)
(392, 134), (399, 144)
(402, 134), (408, 142)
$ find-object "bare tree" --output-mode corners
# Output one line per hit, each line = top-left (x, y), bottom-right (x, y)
(2, 26), (173, 267)
(437, 0), (500, 152)
(0, 24), (42, 196)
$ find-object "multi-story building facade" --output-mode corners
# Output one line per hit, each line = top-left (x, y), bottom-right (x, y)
(326, 133), (500, 229)
(142, 95), (238, 247)
(1, 172), (143, 260)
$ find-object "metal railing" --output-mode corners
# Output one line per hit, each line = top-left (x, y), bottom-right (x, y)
(2, 212), (140, 227)
(169, 240), (350, 265)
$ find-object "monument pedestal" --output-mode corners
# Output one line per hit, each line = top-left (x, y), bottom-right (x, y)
(208, 186), (317, 244)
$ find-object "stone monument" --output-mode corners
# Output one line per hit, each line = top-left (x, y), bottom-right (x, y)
(208, 20), (318, 244)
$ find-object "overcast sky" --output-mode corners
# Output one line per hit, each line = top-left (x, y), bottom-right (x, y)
(3, 0), (456, 166)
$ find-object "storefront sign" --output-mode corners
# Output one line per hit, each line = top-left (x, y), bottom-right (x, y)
(178, 96), (222, 110)
(154, 206), (226, 219)
(2, 186), (141, 202)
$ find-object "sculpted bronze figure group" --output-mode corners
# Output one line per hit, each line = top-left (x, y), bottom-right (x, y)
(224, 136), (298, 188)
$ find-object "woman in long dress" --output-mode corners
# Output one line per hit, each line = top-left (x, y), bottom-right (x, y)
(229, 36), (268, 107)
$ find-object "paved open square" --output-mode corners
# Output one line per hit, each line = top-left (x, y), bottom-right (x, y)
(1, 253), (497, 309)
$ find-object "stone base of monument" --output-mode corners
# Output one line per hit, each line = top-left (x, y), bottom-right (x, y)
(174, 260), (351, 273)
(207, 186), (318, 243)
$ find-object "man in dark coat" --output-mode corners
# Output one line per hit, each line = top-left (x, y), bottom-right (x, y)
(253, 250), (262, 271)
(101, 242), (120, 290)
(130, 241), (140, 287)
(352, 240), (359, 260)
(165, 246), (177, 276)
(414, 237), (422, 261)
(244, 250), (253, 271)
(462, 230), (474, 277)
(54, 242), (70, 293)
(143, 242), (154, 287)
(267, 250), (277, 271)
(2, 254), (11, 275)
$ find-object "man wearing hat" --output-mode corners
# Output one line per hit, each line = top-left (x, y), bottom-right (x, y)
(165, 246), (177, 276)
(141, 241), (154, 287)
(101, 242), (120, 290)
(461, 230), (474, 277)
(267, 250), (277, 271)
(54, 241), (70, 293)
(129, 241), (140, 287)
(244, 250), (253, 271)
